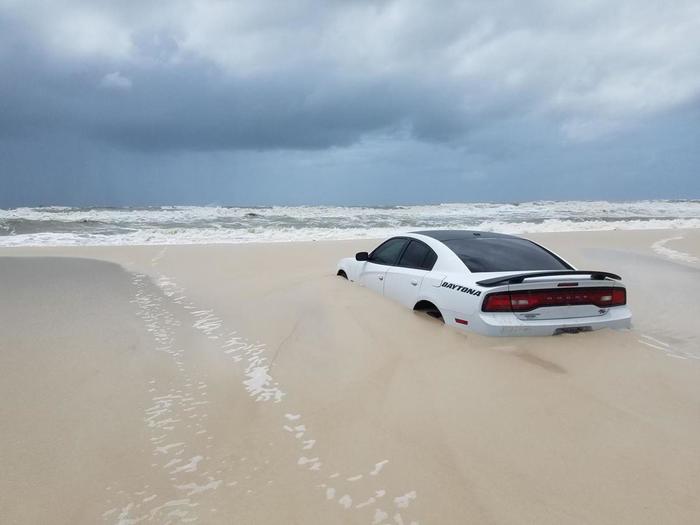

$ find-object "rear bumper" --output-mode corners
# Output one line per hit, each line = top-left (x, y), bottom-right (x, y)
(448, 306), (632, 336)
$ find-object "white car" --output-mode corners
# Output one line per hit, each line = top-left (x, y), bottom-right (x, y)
(336, 231), (631, 336)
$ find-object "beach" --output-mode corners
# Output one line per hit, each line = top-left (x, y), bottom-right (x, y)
(1, 228), (699, 524)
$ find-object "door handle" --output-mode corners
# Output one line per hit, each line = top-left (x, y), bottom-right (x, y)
(378, 275), (384, 281)
(411, 279), (418, 286)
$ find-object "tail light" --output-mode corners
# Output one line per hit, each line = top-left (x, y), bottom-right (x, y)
(482, 287), (626, 312)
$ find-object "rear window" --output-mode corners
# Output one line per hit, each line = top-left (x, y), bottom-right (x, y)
(444, 238), (572, 272)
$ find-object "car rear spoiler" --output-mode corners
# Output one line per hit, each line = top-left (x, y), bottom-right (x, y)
(476, 270), (622, 287)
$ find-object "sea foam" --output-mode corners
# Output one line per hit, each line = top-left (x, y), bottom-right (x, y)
(1, 200), (698, 247)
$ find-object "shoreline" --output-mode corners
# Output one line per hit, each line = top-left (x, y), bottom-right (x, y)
(1, 224), (699, 244)
(2, 200), (699, 249)
(2, 228), (699, 273)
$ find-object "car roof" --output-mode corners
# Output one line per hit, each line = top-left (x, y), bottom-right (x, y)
(411, 230), (519, 242)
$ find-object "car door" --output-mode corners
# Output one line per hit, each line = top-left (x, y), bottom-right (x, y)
(383, 240), (438, 308)
(359, 237), (409, 295)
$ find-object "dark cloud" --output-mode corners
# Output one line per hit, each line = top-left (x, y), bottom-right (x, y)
(0, 26), (471, 152)
(0, 1), (699, 207)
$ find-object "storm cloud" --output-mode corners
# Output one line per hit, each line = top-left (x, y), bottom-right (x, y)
(1, 0), (699, 206)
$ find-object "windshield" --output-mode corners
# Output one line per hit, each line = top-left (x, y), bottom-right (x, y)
(444, 238), (572, 272)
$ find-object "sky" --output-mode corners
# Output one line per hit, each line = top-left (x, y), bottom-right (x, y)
(1, 0), (699, 207)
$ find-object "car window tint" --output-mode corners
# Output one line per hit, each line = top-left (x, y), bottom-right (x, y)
(370, 238), (409, 266)
(423, 249), (437, 270)
(444, 238), (571, 272)
(399, 240), (437, 270)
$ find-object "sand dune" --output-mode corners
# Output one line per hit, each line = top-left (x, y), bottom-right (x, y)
(1, 229), (699, 524)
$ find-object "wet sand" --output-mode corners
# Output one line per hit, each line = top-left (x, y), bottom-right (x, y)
(1, 229), (699, 524)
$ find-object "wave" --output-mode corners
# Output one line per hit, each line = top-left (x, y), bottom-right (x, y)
(1, 200), (699, 247)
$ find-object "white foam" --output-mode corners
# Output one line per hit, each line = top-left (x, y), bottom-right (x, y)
(297, 456), (319, 466)
(370, 460), (389, 476)
(393, 491), (417, 509)
(355, 497), (375, 509)
(176, 480), (222, 496)
(155, 442), (185, 454)
(639, 334), (700, 361)
(2, 200), (699, 247)
(171, 455), (203, 474)
(243, 365), (284, 403)
(164, 458), (181, 469)
(373, 509), (389, 524)
(651, 236), (699, 264)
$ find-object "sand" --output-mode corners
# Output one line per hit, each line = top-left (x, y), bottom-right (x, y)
(1, 229), (699, 524)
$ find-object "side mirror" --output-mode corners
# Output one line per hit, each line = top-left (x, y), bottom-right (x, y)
(355, 251), (369, 261)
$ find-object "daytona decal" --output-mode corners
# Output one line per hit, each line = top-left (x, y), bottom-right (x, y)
(441, 281), (482, 296)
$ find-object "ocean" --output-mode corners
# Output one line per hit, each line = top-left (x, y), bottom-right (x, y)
(1, 200), (699, 247)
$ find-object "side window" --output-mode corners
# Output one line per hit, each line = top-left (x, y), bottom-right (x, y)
(423, 249), (437, 270)
(398, 240), (437, 270)
(369, 238), (409, 266)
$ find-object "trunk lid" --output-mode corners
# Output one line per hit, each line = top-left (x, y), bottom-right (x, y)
(477, 271), (625, 321)
(507, 277), (620, 320)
